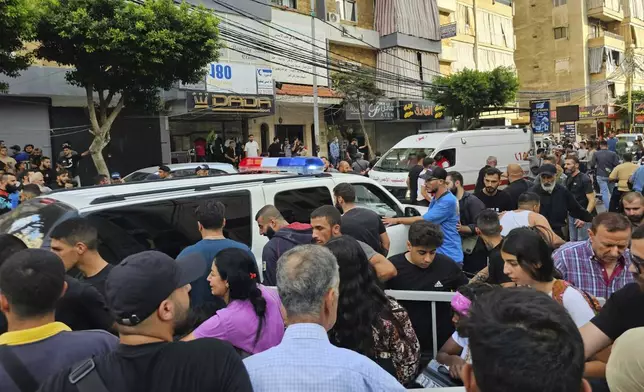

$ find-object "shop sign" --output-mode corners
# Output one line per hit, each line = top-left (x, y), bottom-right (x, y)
(256, 68), (274, 95)
(345, 100), (396, 121)
(635, 102), (644, 125)
(560, 123), (576, 139)
(397, 100), (445, 120)
(440, 23), (457, 39)
(206, 62), (258, 95)
(188, 92), (274, 114)
(579, 104), (608, 119)
(179, 78), (206, 91)
(530, 100), (550, 134)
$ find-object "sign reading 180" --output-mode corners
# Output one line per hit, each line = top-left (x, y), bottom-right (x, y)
(209, 64), (232, 80)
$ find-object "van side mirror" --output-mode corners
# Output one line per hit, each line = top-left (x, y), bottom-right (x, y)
(405, 207), (421, 217)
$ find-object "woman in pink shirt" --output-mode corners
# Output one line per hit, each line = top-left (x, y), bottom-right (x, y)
(184, 249), (284, 355)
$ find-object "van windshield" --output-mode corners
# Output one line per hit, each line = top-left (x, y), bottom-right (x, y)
(0, 199), (74, 248)
(374, 148), (435, 172)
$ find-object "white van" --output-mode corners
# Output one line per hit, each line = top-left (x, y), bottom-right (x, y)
(369, 126), (533, 198)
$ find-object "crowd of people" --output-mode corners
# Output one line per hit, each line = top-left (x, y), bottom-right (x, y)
(0, 140), (126, 215)
(2, 131), (644, 391)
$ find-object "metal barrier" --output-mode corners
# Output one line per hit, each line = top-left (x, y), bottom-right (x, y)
(385, 290), (456, 359)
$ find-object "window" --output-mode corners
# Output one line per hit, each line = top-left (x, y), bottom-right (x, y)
(0, 200), (74, 249)
(553, 0), (567, 6)
(86, 191), (252, 264)
(554, 27), (568, 40)
(608, 83), (617, 98)
(374, 148), (436, 172)
(271, 0), (296, 8)
(275, 187), (333, 224)
(352, 184), (401, 218)
(337, 0), (357, 22)
(435, 148), (457, 168)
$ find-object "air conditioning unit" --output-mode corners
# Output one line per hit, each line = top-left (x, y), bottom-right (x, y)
(327, 12), (340, 23)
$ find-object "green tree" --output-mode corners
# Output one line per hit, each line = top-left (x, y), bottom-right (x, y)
(427, 66), (519, 129)
(0, 0), (39, 92)
(331, 69), (384, 157)
(615, 90), (644, 125)
(34, 0), (223, 175)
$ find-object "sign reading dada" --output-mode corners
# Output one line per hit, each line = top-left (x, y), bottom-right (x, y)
(188, 92), (274, 114)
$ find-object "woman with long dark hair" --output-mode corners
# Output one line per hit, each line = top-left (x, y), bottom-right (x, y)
(325, 236), (420, 385)
(501, 227), (598, 327)
(184, 248), (284, 354)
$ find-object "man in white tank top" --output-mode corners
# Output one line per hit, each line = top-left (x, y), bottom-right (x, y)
(499, 191), (565, 248)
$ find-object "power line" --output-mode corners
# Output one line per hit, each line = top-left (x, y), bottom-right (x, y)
(219, 0), (446, 78)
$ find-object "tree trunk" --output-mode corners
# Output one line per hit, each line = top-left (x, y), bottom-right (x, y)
(89, 129), (110, 176)
(357, 103), (373, 159)
(85, 85), (125, 177)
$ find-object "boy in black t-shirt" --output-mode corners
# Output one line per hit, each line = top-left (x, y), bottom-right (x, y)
(387, 221), (468, 354)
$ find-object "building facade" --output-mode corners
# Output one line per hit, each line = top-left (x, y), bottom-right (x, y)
(515, 0), (644, 138)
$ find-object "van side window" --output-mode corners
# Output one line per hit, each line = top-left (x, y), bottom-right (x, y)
(436, 148), (456, 168)
(352, 183), (401, 218)
(86, 191), (252, 264)
(275, 187), (333, 223)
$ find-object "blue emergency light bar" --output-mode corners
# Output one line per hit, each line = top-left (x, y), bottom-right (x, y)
(239, 157), (325, 175)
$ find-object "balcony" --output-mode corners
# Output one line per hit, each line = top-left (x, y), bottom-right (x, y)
(437, 0), (456, 13)
(588, 31), (626, 51)
(587, 0), (624, 22)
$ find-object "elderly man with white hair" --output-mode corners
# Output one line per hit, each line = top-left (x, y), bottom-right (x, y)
(28, 171), (52, 194)
(243, 245), (405, 392)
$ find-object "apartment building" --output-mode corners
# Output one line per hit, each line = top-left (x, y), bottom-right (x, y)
(438, 0), (515, 75)
(515, 0), (644, 137)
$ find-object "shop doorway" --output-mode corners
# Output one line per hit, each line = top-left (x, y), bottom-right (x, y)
(275, 125), (304, 146)
(260, 123), (269, 154)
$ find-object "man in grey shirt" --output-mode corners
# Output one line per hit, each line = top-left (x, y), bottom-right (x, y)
(351, 153), (370, 175)
(590, 140), (620, 207)
(527, 148), (546, 179)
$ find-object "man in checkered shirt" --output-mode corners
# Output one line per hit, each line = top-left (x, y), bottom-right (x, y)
(554, 212), (634, 299)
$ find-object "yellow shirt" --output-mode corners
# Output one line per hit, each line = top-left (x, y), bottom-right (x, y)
(609, 162), (638, 192)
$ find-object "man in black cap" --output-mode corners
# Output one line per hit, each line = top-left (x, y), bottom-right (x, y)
(529, 163), (593, 238)
(384, 166), (464, 265)
(158, 165), (172, 179)
(39, 250), (253, 392)
(195, 164), (210, 177)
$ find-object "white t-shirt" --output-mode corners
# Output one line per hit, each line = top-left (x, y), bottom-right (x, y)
(417, 169), (427, 201)
(551, 287), (595, 327)
(451, 331), (471, 363)
(245, 141), (259, 157)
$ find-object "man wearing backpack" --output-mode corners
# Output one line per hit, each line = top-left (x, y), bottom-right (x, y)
(0, 250), (117, 392)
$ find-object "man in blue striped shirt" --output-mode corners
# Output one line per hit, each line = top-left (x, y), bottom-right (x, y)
(243, 245), (405, 392)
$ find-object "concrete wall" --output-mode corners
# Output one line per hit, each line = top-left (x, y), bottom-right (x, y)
(329, 42), (377, 67)
(0, 99), (52, 157)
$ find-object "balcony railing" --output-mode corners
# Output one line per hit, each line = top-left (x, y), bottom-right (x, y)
(587, 0), (622, 12)
(588, 30), (625, 40)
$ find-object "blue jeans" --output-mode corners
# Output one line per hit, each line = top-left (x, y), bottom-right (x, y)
(568, 215), (591, 241)
(596, 176), (614, 206)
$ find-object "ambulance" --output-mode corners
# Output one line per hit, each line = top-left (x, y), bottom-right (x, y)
(369, 126), (533, 199)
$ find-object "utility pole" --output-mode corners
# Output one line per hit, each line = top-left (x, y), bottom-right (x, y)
(473, 0), (479, 70)
(311, 1), (320, 156)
